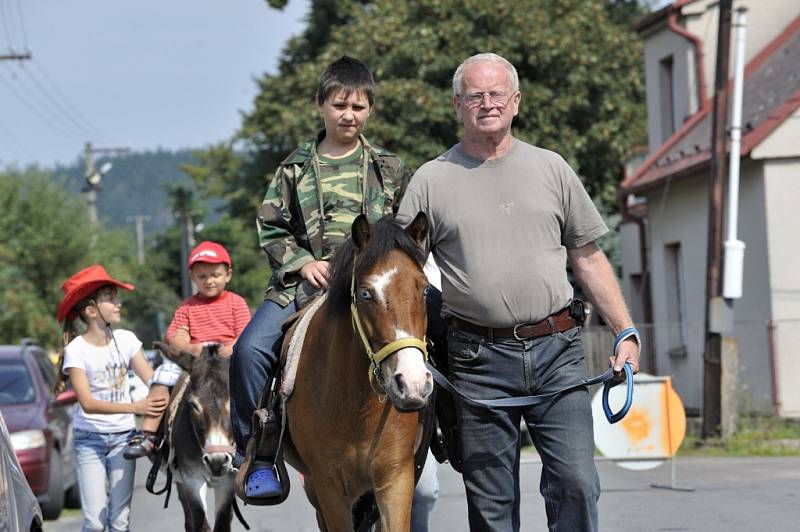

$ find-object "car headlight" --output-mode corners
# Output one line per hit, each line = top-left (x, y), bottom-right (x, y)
(10, 430), (46, 451)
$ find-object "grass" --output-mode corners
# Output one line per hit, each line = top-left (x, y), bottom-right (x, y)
(678, 416), (800, 456)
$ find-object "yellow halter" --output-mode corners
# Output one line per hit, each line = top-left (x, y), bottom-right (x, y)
(349, 271), (428, 395)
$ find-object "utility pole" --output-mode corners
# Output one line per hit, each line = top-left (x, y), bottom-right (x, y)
(0, 52), (32, 61)
(127, 214), (152, 265)
(703, 0), (733, 439)
(83, 142), (129, 222)
(175, 186), (196, 298)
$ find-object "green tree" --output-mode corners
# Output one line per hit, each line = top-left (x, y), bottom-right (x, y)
(0, 168), (95, 346)
(190, 0), (647, 220)
(0, 168), (182, 349)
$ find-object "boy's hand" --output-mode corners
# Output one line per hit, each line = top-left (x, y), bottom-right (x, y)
(218, 342), (234, 357)
(172, 326), (191, 343)
(134, 396), (167, 417)
(300, 260), (330, 289)
(168, 327), (203, 356)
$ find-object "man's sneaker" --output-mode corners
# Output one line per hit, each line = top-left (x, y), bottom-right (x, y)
(123, 432), (157, 460)
(244, 461), (283, 498)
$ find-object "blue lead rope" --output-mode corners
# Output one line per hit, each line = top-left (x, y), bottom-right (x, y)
(426, 327), (640, 424)
(614, 327), (641, 357)
(603, 362), (634, 424)
(427, 361), (634, 424)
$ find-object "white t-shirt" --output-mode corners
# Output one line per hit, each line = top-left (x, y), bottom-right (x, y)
(63, 329), (142, 433)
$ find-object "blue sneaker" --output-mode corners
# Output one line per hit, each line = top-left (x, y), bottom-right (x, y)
(245, 464), (282, 498)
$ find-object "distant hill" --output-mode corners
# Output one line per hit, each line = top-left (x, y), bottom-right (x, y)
(54, 148), (220, 234)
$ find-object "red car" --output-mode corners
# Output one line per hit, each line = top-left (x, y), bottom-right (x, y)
(0, 339), (80, 520)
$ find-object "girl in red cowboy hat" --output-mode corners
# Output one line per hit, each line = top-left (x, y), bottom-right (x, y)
(55, 264), (167, 532)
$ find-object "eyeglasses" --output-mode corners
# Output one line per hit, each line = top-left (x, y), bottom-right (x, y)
(460, 91), (514, 108)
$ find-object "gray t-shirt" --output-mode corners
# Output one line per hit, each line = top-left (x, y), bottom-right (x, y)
(397, 138), (607, 327)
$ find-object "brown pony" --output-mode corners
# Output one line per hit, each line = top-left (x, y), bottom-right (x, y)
(282, 213), (434, 531)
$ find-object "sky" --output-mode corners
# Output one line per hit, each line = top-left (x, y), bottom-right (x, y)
(0, 0), (309, 168)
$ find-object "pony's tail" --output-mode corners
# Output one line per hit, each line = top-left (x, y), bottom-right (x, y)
(54, 319), (79, 395)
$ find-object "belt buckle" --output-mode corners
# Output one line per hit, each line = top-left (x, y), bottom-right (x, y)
(513, 324), (525, 341)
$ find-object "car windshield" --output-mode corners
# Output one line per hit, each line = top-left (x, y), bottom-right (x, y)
(0, 362), (36, 405)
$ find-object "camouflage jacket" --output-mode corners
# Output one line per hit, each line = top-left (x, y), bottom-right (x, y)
(257, 132), (412, 306)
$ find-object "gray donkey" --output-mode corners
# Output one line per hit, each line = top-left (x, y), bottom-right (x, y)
(153, 342), (246, 532)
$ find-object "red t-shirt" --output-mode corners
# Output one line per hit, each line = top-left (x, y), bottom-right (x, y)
(166, 291), (251, 344)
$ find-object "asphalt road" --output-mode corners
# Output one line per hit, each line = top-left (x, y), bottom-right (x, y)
(45, 455), (800, 531)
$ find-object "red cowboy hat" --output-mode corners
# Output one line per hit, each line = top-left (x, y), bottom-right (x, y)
(56, 264), (134, 322)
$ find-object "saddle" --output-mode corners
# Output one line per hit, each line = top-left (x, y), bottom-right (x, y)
(233, 297), (320, 506)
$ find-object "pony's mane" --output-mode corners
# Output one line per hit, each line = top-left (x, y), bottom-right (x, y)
(326, 215), (425, 316)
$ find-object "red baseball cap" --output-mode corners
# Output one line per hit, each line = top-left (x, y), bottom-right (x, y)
(56, 264), (134, 322)
(187, 241), (232, 269)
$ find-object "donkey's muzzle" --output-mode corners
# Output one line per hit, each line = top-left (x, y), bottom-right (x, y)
(203, 452), (233, 477)
(202, 444), (235, 476)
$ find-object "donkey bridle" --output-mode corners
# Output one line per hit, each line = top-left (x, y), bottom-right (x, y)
(350, 271), (428, 395)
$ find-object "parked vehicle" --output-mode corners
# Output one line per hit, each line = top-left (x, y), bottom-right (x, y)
(0, 339), (80, 520)
(0, 409), (43, 531)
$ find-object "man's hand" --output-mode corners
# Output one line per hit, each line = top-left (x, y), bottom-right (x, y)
(610, 338), (640, 377)
(300, 260), (330, 289)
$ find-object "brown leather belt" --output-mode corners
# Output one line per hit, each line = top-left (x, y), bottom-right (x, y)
(449, 306), (578, 341)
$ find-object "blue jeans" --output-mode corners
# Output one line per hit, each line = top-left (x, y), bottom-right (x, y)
(411, 451), (440, 532)
(73, 428), (137, 532)
(449, 326), (600, 532)
(230, 298), (298, 453)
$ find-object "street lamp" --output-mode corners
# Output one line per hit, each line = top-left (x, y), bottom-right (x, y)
(83, 140), (118, 223)
(83, 161), (112, 223)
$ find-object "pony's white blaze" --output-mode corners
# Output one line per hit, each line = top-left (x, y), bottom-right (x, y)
(395, 348), (428, 381)
(369, 266), (398, 307)
(394, 325), (431, 398)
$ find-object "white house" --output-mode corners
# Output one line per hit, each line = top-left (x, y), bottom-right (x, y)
(619, 0), (800, 417)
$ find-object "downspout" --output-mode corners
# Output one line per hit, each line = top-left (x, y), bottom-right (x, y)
(621, 195), (655, 373)
(767, 320), (781, 415)
(667, 1), (709, 110)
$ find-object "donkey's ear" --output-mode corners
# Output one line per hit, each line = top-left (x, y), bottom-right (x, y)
(404, 211), (429, 247)
(153, 341), (194, 372)
(352, 214), (372, 249)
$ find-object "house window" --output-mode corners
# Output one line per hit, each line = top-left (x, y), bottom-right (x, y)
(664, 242), (687, 356)
(659, 55), (676, 143)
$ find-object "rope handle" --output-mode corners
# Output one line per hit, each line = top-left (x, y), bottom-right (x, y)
(602, 362), (634, 424)
(613, 326), (641, 357)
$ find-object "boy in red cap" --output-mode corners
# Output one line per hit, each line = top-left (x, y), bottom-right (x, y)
(123, 241), (251, 459)
(56, 264), (167, 531)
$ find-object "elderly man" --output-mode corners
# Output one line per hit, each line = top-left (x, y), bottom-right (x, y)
(398, 53), (640, 531)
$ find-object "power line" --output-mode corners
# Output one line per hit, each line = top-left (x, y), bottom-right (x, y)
(0, 69), (83, 141)
(13, 62), (99, 139)
(1, 0), (29, 51)
(30, 59), (110, 141)
(0, 64), (88, 139)
(0, 0), (18, 51)
(13, 0), (28, 49)
(0, 120), (34, 161)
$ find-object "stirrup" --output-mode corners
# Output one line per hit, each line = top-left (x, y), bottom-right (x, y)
(245, 461), (283, 498)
